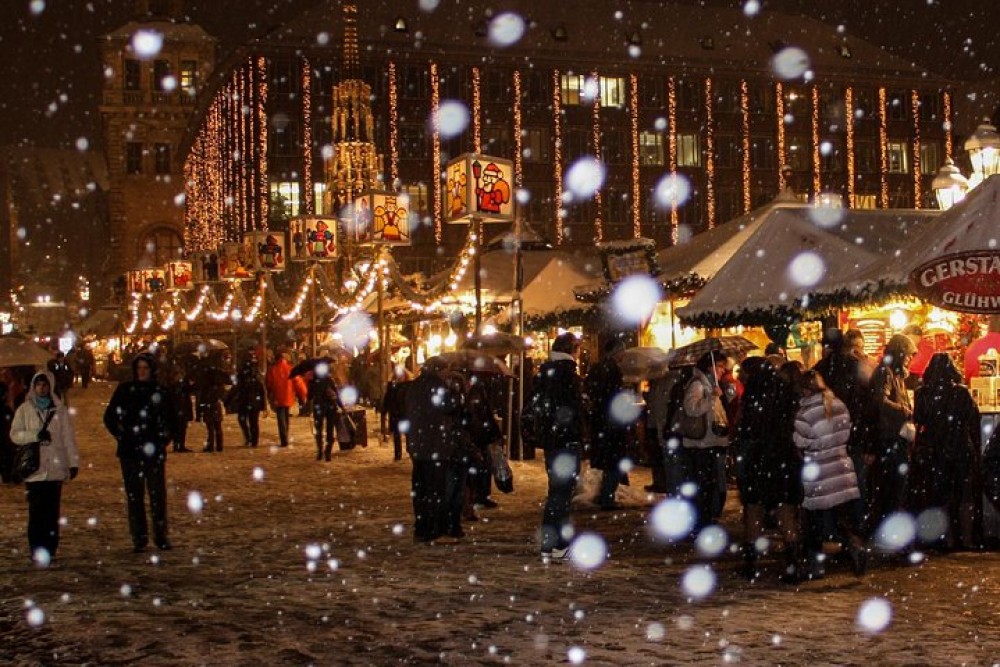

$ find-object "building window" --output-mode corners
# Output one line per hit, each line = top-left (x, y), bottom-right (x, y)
(126, 142), (144, 174)
(313, 183), (327, 215)
(560, 74), (584, 106)
(856, 141), (878, 173)
(564, 128), (590, 162)
(638, 131), (664, 166)
(677, 133), (701, 167)
(523, 70), (549, 104)
(522, 127), (550, 163)
(270, 182), (301, 218)
(887, 91), (907, 121)
(179, 60), (198, 95)
(786, 137), (809, 171)
(402, 66), (428, 99)
(602, 128), (628, 164)
(124, 59), (142, 91)
(271, 57), (298, 96)
(749, 84), (774, 115)
(606, 187), (629, 223)
(716, 135), (740, 169)
(639, 76), (664, 109)
(484, 70), (507, 100)
(677, 80), (700, 113)
(600, 76), (626, 108)
(855, 193), (878, 209)
(404, 183), (430, 219)
(154, 143), (171, 175)
(141, 227), (183, 266)
(918, 93), (942, 123)
(887, 141), (909, 173)
(153, 60), (172, 92)
(920, 142), (940, 175)
(715, 82), (741, 114)
(399, 125), (427, 159)
(270, 119), (301, 157)
(482, 125), (512, 156)
(750, 137), (776, 170)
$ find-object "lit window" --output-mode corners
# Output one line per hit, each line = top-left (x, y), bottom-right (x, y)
(600, 76), (626, 108)
(887, 141), (909, 173)
(560, 74), (583, 106)
(920, 142), (940, 175)
(179, 60), (197, 95)
(677, 133), (701, 167)
(270, 182), (301, 217)
(638, 131), (664, 166)
(313, 183), (326, 215)
(522, 128), (550, 163)
(855, 194), (877, 209)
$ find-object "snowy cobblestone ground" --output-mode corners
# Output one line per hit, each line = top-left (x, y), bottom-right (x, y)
(1, 382), (998, 665)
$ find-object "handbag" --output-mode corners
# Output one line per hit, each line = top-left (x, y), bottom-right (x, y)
(11, 410), (55, 484)
(336, 410), (358, 444)
(490, 441), (514, 493)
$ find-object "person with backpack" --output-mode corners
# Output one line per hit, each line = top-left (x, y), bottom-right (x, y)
(523, 333), (587, 563)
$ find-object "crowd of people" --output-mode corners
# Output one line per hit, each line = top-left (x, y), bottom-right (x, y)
(523, 327), (1000, 581)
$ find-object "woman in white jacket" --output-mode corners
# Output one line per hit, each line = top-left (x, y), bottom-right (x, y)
(793, 370), (866, 578)
(9, 370), (80, 564)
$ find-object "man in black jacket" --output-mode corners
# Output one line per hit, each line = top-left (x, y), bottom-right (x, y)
(103, 353), (175, 552)
(524, 333), (586, 562)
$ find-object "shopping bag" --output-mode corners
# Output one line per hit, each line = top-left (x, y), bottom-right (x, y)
(491, 441), (513, 494)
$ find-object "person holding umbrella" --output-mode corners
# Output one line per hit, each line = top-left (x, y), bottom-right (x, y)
(307, 356), (351, 461)
(585, 338), (631, 511)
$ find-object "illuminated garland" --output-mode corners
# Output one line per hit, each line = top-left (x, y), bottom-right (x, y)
(513, 70), (523, 188)
(740, 80), (751, 213)
(257, 55), (269, 230)
(472, 66), (482, 153)
(704, 76), (715, 229)
(245, 59), (256, 236)
(591, 70), (603, 242)
(878, 86), (888, 208)
(811, 85), (821, 197)
(943, 90), (953, 160)
(222, 82), (233, 231)
(552, 69), (564, 245)
(667, 76), (678, 240)
(238, 64), (248, 232)
(911, 89), (921, 209)
(776, 82), (786, 190)
(629, 73), (640, 237)
(430, 62), (442, 243)
(302, 57), (314, 215)
(845, 86), (856, 208)
(388, 61), (399, 184)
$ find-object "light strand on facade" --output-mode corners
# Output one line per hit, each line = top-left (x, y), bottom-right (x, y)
(629, 73), (641, 238)
(912, 89), (922, 208)
(667, 76), (678, 241)
(430, 61), (442, 243)
(513, 70), (523, 188)
(472, 66), (482, 153)
(302, 57), (314, 214)
(811, 85), (821, 197)
(740, 79), (751, 213)
(943, 90), (953, 160)
(591, 70), (603, 242)
(704, 76), (716, 229)
(257, 55), (269, 230)
(878, 86), (889, 208)
(388, 61), (399, 184)
(776, 82), (787, 191)
(552, 69), (564, 245)
(238, 64), (248, 233)
(845, 86), (856, 208)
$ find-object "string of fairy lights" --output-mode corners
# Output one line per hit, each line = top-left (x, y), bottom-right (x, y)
(512, 70), (523, 188)
(472, 66), (482, 153)
(740, 80), (752, 214)
(943, 90), (953, 159)
(811, 85), (821, 196)
(591, 70), (603, 242)
(552, 69), (564, 245)
(703, 76), (716, 229)
(430, 61), (442, 243)
(845, 86), (856, 208)
(302, 57), (314, 215)
(388, 61), (399, 184)
(775, 82), (787, 191)
(667, 76), (678, 240)
(878, 86), (889, 208)
(629, 73), (641, 238)
(911, 89), (922, 208)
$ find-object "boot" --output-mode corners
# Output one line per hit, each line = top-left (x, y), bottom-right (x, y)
(316, 444), (323, 461)
(738, 544), (759, 581)
(779, 543), (803, 584)
(324, 444), (333, 461)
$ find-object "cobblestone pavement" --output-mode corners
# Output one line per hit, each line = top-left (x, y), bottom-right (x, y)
(1, 382), (999, 665)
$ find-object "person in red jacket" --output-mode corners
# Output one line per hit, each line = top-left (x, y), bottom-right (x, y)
(266, 348), (296, 447)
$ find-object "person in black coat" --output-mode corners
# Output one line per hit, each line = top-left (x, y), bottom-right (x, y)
(308, 367), (347, 461)
(233, 354), (266, 448)
(192, 356), (229, 453)
(585, 338), (630, 511)
(402, 358), (470, 541)
(382, 370), (411, 461)
(162, 359), (194, 453)
(524, 333), (587, 560)
(102, 353), (175, 552)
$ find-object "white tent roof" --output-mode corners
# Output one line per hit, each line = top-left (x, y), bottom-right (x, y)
(677, 206), (937, 324)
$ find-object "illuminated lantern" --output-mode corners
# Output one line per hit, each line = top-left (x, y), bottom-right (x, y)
(351, 190), (412, 245)
(125, 270), (145, 294)
(139, 268), (167, 293)
(444, 153), (515, 223)
(289, 216), (339, 261)
(166, 261), (194, 290)
(218, 242), (253, 280)
(244, 231), (287, 272)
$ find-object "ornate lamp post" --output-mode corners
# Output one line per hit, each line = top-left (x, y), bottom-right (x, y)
(931, 120), (1000, 210)
(930, 158), (970, 211)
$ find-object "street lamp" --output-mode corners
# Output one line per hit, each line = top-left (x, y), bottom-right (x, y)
(964, 120), (1000, 185)
(931, 158), (970, 211)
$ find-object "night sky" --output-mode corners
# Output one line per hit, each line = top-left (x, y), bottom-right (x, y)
(1, 0), (998, 150)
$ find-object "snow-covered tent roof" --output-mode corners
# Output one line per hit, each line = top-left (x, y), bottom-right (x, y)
(677, 206), (938, 327)
(810, 176), (1000, 309)
(658, 194), (807, 285)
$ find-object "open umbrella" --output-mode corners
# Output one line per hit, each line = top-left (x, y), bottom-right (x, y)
(0, 338), (53, 367)
(618, 346), (673, 383)
(462, 332), (529, 356)
(428, 350), (512, 376)
(668, 335), (758, 367)
(175, 338), (229, 357)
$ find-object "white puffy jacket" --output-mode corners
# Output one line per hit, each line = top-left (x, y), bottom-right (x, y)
(9, 371), (80, 483)
(793, 392), (858, 511)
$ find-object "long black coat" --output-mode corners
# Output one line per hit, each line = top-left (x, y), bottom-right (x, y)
(401, 370), (467, 462)
(814, 351), (877, 458)
(523, 358), (586, 451)
(103, 380), (174, 461)
(585, 356), (630, 467)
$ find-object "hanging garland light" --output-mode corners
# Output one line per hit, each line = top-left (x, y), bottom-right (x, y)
(667, 76), (678, 240)
(388, 60), (399, 184)
(591, 69), (603, 242)
(944, 90), (953, 160)
(911, 88), (921, 208)
(472, 66), (482, 153)
(552, 69), (564, 245)
(430, 61), (442, 243)
(302, 56), (314, 215)
(776, 82), (787, 191)
(513, 70), (523, 188)
(845, 86), (856, 208)
(740, 79), (751, 214)
(811, 85), (821, 197)
(704, 76), (716, 229)
(629, 73), (641, 238)
(878, 86), (889, 208)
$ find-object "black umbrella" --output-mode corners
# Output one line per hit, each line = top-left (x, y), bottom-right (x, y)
(462, 332), (529, 356)
(289, 356), (335, 379)
(668, 335), (758, 367)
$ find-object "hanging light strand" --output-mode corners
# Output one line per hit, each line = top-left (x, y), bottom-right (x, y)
(776, 82), (787, 191)
(704, 76), (716, 229)
(591, 70), (603, 242)
(943, 90), (953, 160)
(912, 89), (922, 208)
(472, 66), (482, 153)
(740, 79), (752, 214)
(667, 76), (678, 240)
(845, 86), (856, 208)
(302, 57), (314, 215)
(878, 86), (889, 208)
(629, 73), (641, 238)
(552, 69), (564, 245)
(257, 55), (269, 230)
(430, 61), (442, 243)
(513, 70), (523, 188)
(388, 60), (399, 184)
(811, 85), (821, 197)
